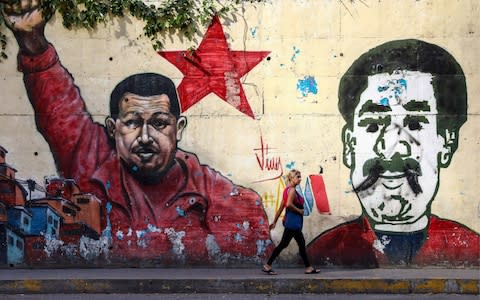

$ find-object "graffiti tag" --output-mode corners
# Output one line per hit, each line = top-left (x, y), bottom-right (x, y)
(253, 136), (283, 182)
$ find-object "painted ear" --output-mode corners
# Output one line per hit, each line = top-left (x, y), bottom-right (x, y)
(342, 126), (356, 169)
(439, 129), (458, 168)
(176, 116), (187, 141)
(105, 117), (116, 139)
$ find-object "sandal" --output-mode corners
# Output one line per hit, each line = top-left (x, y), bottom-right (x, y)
(262, 267), (277, 275)
(305, 268), (320, 274)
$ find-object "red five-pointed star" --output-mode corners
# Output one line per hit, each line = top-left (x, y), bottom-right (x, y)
(158, 15), (270, 119)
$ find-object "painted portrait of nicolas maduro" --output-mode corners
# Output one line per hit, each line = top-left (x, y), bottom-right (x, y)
(307, 39), (479, 267)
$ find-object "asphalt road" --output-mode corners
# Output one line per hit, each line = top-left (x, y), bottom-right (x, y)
(2, 294), (478, 300)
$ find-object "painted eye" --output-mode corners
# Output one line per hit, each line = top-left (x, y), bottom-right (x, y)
(124, 119), (139, 128)
(408, 121), (422, 131)
(150, 119), (168, 130)
(366, 123), (379, 133)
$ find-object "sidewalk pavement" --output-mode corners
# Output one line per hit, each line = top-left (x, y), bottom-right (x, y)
(0, 267), (478, 295)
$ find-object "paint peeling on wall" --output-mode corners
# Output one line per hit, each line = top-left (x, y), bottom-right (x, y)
(79, 236), (110, 260)
(225, 71), (242, 108)
(373, 235), (391, 254)
(43, 234), (64, 258)
(256, 239), (272, 257)
(165, 227), (186, 261)
(206, 234), (221, 259)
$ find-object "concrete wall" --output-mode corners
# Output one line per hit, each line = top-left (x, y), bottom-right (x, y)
(0, 0), (478, 267)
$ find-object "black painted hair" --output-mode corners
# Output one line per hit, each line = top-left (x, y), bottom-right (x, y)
(110, 73), (181, 119)
(338, 39), (467, 137)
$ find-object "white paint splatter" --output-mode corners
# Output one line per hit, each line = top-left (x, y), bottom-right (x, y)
(135, 225), (163, 249)
(206, 234), (221, 258)
(234, 233), (243, 242)
(230, 187), (239, 196)
(61, 243), (78, 257)
(373, 235), (391, 254)
(165, 227), (186, 261)
(43, 234), (64, 257)
(147, 224), (162, 233)
(256, 239), (272, 256)
(135, 229), (147, 247)
(79, 236), (111, 260)
(206, 234), (235, 264)
(116, 230), (124, 240)
(136, 230), (146, 239)
(137, 238), (147, 249)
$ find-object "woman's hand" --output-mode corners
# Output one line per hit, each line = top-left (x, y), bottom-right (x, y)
(269, 222), (276, 230)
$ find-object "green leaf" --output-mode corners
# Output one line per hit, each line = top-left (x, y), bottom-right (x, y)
(0, 0), (268, 62)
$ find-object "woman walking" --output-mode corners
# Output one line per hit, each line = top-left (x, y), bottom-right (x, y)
(262, 169), (319, 275)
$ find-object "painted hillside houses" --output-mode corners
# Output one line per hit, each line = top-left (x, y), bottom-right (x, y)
(0, 146), (102, 266)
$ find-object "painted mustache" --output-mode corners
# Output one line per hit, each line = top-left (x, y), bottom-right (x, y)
(355, 153), (423, 195)
(132, 146), (159, 162)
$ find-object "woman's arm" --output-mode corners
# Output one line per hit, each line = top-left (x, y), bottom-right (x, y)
(286, 188), (304, 215)
(269, 200), (285, 230)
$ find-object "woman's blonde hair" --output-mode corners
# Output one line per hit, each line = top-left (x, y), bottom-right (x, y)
(285, 169), (301, 185)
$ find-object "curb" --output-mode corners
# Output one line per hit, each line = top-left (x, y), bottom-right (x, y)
(0, 278), (478, 294)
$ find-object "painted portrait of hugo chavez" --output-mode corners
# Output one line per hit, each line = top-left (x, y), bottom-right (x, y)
(1, 2), (272, 264)
(307, 39), (480, 267)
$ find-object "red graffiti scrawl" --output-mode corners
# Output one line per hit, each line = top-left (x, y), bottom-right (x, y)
(159, 16), (270, 118)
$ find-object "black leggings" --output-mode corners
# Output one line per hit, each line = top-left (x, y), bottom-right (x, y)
(267, 228), (311, 267)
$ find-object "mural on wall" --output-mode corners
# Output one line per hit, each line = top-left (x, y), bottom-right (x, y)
(159, 15), (270, 119)
(1, 0), (478, 269)
(0, 147), (103, 265)
(307, 39), (480, 267)
(304, 174), (330, 215)
(253, 135), (283, 183)
(0, 5), (272, 265)
(253, 135), (330, 215)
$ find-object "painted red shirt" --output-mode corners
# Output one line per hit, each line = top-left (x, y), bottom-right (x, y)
(306, 215), (480, 267)
(18, 45), (272, 264)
